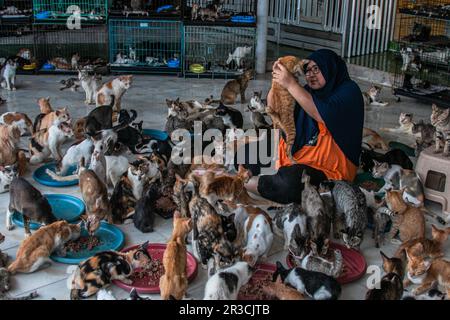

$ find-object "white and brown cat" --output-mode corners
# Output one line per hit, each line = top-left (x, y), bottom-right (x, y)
(96, 75), (133, 112)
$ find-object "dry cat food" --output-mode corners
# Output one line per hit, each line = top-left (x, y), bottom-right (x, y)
(64, 236), (102, 253)
(360, 180), (379, 191)
(239, 273), (273, 300)
(131, 260), (165, 286)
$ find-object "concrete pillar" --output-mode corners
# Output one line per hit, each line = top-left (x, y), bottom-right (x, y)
(256, 0), (269, 75)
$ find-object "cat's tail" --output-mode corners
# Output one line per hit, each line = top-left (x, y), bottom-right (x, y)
(17, 150), (28, 177)
(45, 168), (78, 182)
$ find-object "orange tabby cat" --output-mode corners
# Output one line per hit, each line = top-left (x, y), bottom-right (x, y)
(262, 276), (305, 300)
(363, 127), (389, 151)
(37, 97), (53, 114)
(8, 221), (81, 274)
(385, 189), (425, 242)
(395, 224), (450, 260)
(267, 56), (308, 164)
(221, 69), (253, 104)
(159, 211), (192, 300)
(34, 107), (71, 132)
(404, 245), (450, 297)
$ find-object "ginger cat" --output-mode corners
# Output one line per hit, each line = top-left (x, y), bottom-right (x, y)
(385, 189), (425, 243)
(262, 276), (305, 300)
(363, 127), (389, 151)
(395, 225), (450, 260)
(267, 56), (308, 164)
(404, 245), (450, 297)
(221, 69), (253, 104)
(37, 97), (52, 114)
(0, 124), (27, 176)
(159, 211), (192, 300)
(34, 107), (71, 132)
(8, 221), (81, 274)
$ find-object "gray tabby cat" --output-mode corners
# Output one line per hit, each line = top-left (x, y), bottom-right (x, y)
(320, 181), (367, 250)
(300, 241), (343, 278)
(0, 268), (38, 300)
(412, 120), (436, 155)
(371, 161), (424, 207)
(430, 104), (450, 156)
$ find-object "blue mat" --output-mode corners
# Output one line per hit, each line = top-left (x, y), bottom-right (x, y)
(33, 162), (78, 187)
(50, 222), (125, 264)
(12, 194), (85, 230)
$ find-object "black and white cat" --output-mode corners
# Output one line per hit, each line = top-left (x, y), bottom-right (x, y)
(273, 203), (308, 251)
(273, 261), (341, 300)
(215, 103), (243, 129)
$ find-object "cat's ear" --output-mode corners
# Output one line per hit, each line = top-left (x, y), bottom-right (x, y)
(139, 241), (149, 251)
(432, 104), (438, 111)
(380, 251), (389, 263)
(301, 171), (310, 184)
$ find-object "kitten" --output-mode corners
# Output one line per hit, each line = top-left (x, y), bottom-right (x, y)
(262, 275), (305, 300)
(301, 172), (331, 252)
(8, 221), (81, 274)
(1, 59), (17, 91)
(0, 112), (33, 136)
(214, 103), (243, 129)
(363, 84), (388, 106)
(365, 251), (404, 300)
(34, 106), (71, 132)
(226, 46), (252, 70)
(133, 182), (158, 233)
(385, 189), (425, 243)
(359, 147), (413, 173)
(70, 242), (151, 299)
(273, 261), (341, 300)
(362, 127), (389, 151)
(395, 225), (450, 260)
(195, 4), (220, 22)
(412, 120), (435, 155)
(321, 180), (367, 250)
(371, 161), (424, 207)
(430, 103), (450, 156)
(242, 207), (274, 267)
(381, 112), (415, 135)
(160, 212), (192, 300)
(273, 203), (308, 250)
(79, 69), (102, 105)
(221, 69), (253, 104)
(96, 75), (133, 112)
(29, 121), (74, 164)
(203, 261), (253, 300)
(110, 163), (147, 224)
(0, 164), (18, 194)
(267, 56), (308, 164)
(7, 177), (56, 237)
(59, 77), (80, 91)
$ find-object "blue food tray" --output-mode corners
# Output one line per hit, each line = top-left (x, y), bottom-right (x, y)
(143, 129), (169, 141)
(33, 162), (78, 187)
(231, 15), (256, 23)
(51, 222), (125, 264)
(12, 194), (85, 230)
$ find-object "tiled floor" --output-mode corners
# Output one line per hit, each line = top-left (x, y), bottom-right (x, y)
(0, 73), (448, 300)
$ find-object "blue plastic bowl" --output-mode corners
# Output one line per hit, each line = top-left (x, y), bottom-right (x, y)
(42, 63), (56, 70)
(50, 222), (125, 264)
(167, 59), (180, 68)
(12, 194), (85, 230)
(33, 162), (78, 187)
(231, 15), (256, 23)
(35, 11), (51, 19)
(143, 129), (169, 141)
(156, 5), (174, 13)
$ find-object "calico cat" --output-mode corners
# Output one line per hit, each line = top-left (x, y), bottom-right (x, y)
(365, 251), (404, 300)
(204, 261), (253, 300)
(385, 189), (425, 243)
(371, 161), (424, 207)
(96, 75), (133, 112)
(273, 261), (341, 300)
(7, 177), (56, 237)
(1, 59), (17, 91)
(221, 69), (253, 104)
(133, 182), (158, 233)
(359, 146), (413, 173)
(301, 172), (331, 253)
(70, 242), (151, 299)
(79, 69), (102, 105)
(412, 120), (435, 155)
(381, 113), (415, 135)
(59, 77), (80, 91)
(0, 164), (18, 194)
(160, 212), (192, 300)
(262, 276), (305, 300)
(395, 225), (450, 260)
(0, 112), (33, 136)
(363, 84), (388, 106)
(34, 106), (71, 133)
(404, 249), (450, 297)
(321, 180), (367, 250)
(29, 121), (74, 164)
(8, 221), (81, 274)
(215, 103), (243, 129)
(110, 163), (147, 224)
(430, 104), (450, 156)
(267, 56), (308, 164)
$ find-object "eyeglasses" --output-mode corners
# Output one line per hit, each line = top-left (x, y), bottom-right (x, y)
(305, 65), (321, 77)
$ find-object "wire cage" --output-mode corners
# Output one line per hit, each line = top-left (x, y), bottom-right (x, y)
(0, 0), (33, 22)
(33, 0), (108, 22)
(33, 23), (108, 74)
(184, 0), (257, 26)
(109, 0), (183, 19)
(0, 21), (35, 73)
(184, 25), (256, 78)
(109, 19), (182, 74)
(392, 0), (450, 107)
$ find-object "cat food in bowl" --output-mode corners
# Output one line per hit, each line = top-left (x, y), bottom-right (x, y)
(237, 263), (276, 300)
(64, 236), (102, 253)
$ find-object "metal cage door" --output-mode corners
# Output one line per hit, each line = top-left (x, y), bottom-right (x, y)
(300, 0), (325, 24)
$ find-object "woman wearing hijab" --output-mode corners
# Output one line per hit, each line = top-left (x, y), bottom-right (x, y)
(245, 49), (364, 204)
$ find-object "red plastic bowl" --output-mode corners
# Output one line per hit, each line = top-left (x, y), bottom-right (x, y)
(113, 243), (198, 294)
(286, 242), (367, 284)
(237, 263), (277, 300)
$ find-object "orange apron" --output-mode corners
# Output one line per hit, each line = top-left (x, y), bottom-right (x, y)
(276, 122), (357, 181)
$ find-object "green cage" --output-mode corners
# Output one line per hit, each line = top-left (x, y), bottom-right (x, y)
(33, 0), (108, 23)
